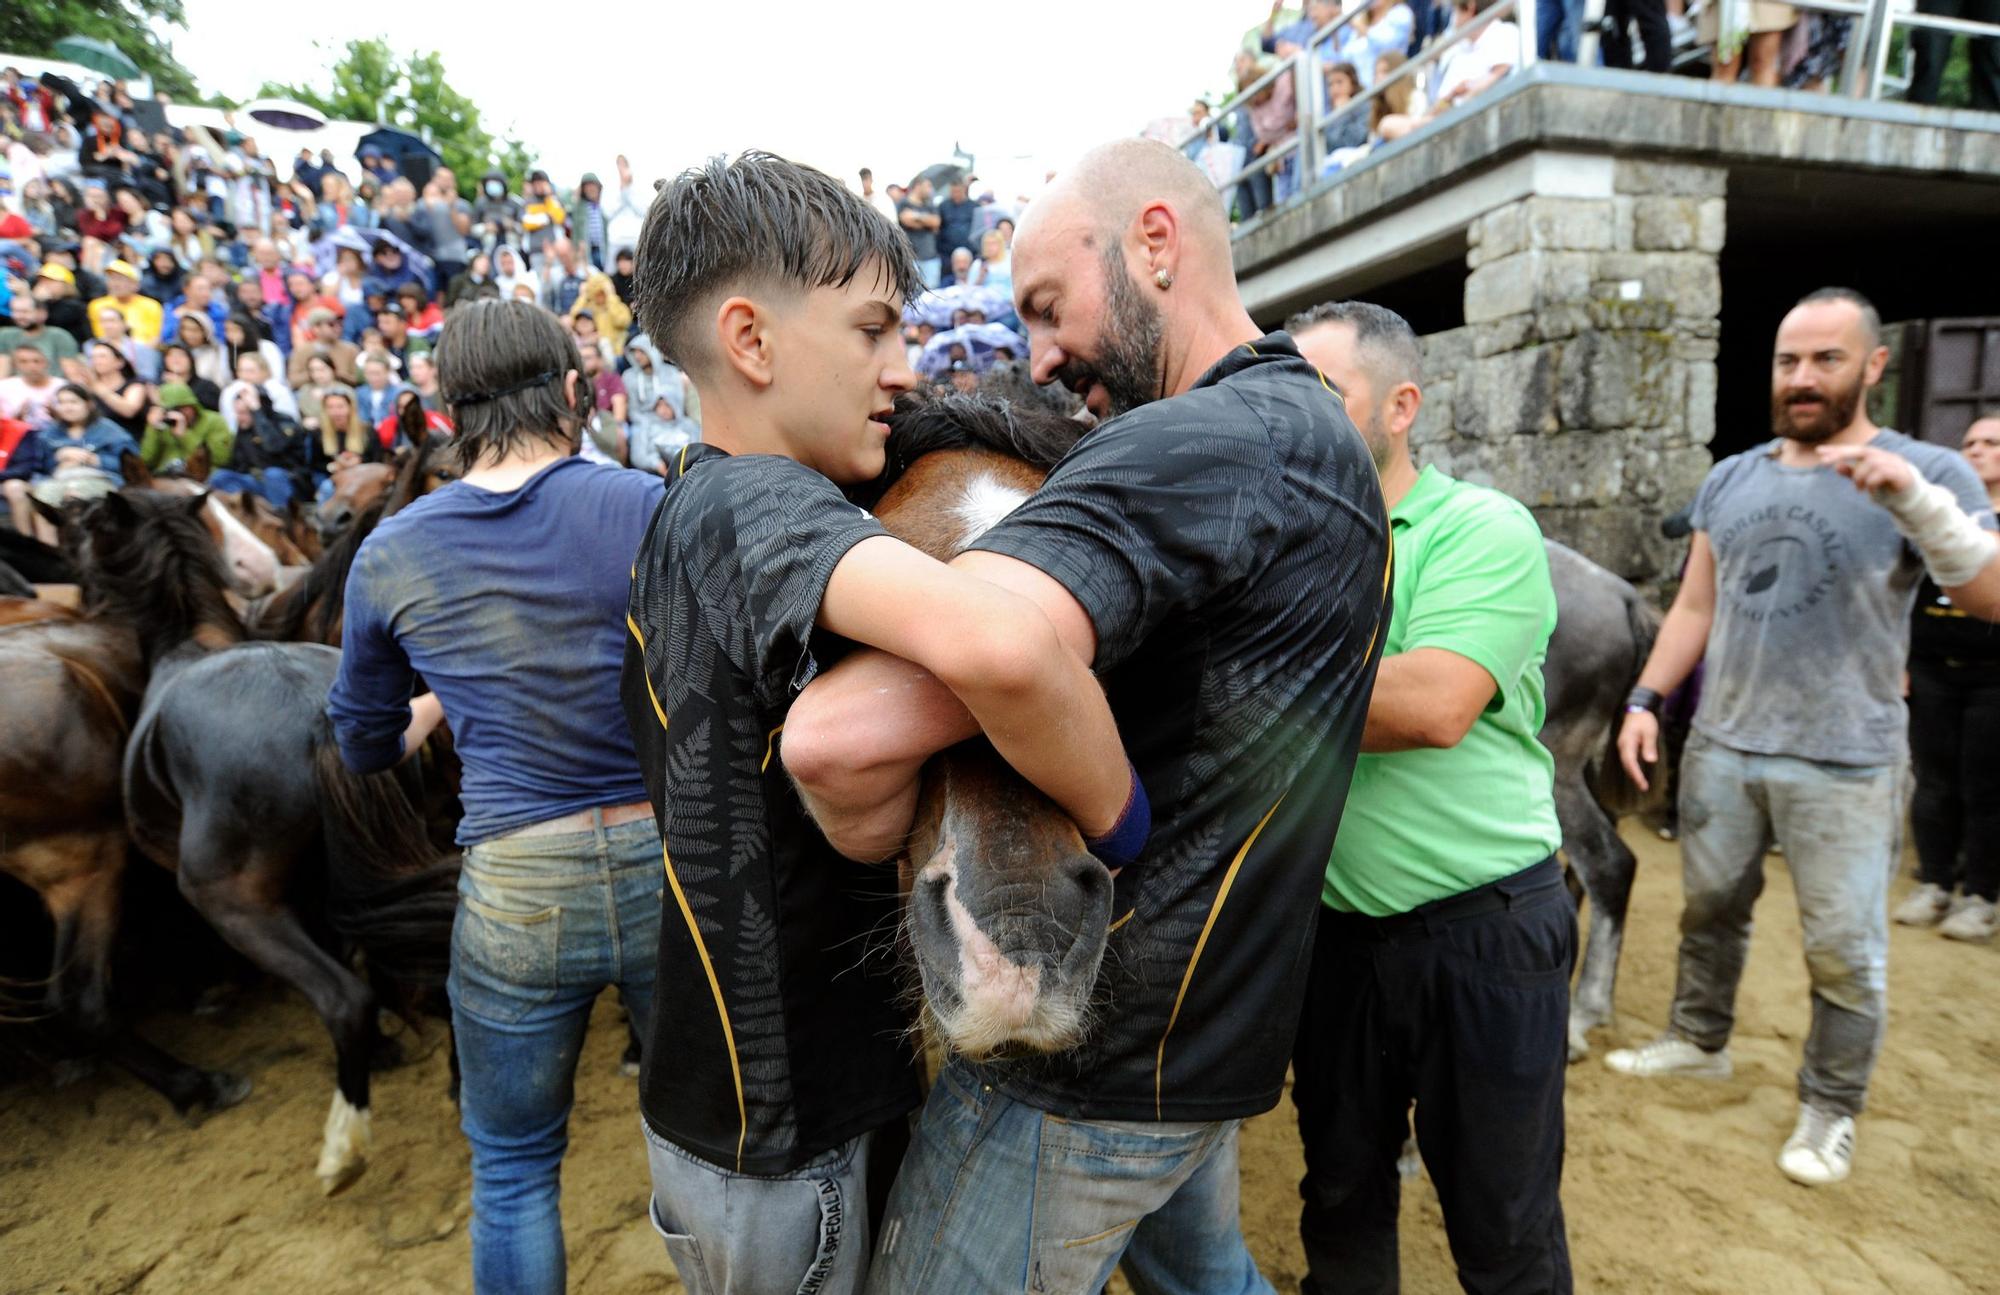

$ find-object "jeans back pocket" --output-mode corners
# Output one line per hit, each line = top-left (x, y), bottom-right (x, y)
(450, 889), (562, 1025)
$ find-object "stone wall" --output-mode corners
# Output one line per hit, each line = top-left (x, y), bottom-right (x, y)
(1407, 159), (1724, 585)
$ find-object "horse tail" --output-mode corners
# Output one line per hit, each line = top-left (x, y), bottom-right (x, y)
(1588, 587), (1668, 819)
(310, 734), (459, 1015)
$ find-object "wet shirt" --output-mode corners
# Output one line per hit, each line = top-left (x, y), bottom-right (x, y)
(1690, 429), (1995, 766)
(328, 456), (664, 843)
(1324, 468), (1562, 916)
(964, 332), (1390, 1122)
(623, 445), (920, 1174)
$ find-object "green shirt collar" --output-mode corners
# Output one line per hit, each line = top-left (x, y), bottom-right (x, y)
(1390, 464), (1451, 530)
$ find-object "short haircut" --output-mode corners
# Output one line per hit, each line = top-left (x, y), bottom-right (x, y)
(631, 150), (919, 377)
(1795, 286), (1883, 349)
(1286, 299), (1425, 388)
(434, 299), (586, 472)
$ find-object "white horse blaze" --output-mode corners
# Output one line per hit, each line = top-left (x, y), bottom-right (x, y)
(204, 493), (280, 596)
(315, 1089), (373, 1195)
(950, 474), (1031, 552)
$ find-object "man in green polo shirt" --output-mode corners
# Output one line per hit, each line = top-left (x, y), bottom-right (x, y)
(1290, 301), (1574, 1295)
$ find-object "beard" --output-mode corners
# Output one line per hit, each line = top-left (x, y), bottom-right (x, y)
(1357, 406), (1394, 472)
(1050, 246), (1164, 418)
(1772, 373), (1863, 444)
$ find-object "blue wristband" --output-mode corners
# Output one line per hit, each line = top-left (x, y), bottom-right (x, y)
(1085, 763), (1152, 870)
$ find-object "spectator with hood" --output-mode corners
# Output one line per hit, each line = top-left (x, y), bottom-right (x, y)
(573, 172), (609, 269)
(620, 336), (699, 473)
(142, 247), (187, 303)
(567, 270), (631, 353)
(141, 380), (234, 472)
(212, 378), (311, 505)
(492, 243), (538, 301)
(521, 170), (566, 257)
(363, 240), (422, 302)
(446, 251), (501, 309)
(474, 169), (523, 243)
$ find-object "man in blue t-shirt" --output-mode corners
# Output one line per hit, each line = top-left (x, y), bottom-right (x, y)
(327, 299), (667, 1293)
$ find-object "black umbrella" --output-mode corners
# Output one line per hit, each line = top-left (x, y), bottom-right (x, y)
(914, 162), (969, 190)
(357, 126), (444, 188)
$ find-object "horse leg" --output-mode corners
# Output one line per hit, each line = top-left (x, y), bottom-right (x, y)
(177, 851), (380, 1194)
(1557, 781), (1636, 1062)
(32, 834), (250, 1116)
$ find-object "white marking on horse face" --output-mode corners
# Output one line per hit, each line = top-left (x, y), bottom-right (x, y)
(929, 858), (1045, 1046)
(205, 494), (279, 597)
(315, 1089), (373, 1195)
(950, 473), (1031, 553)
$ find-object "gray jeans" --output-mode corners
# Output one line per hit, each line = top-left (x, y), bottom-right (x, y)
(1669, 734), (1900, 1117)
(643, 1119), (875, 1295)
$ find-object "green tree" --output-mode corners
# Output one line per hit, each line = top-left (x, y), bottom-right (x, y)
(257, 38), (513, 198)
(494, 136), (538, 191)
(0, 0), (201, 99)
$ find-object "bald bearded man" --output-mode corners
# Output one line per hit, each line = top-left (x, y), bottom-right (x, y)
(783, 139), (1391, 1293)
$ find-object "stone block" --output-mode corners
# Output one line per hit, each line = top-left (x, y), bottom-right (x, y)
(1613, 159), (1727, 199)
(1463, 252), (1595, 325)
(1410, 378), (1457, 451)
(1591, 253), (1723, 322)
(1696, 198), (1727, 254)
(1525, 197), (1615, 252)
(1472, 314), (1537, 357)
(1611, 196), (1636, 252)
(1633, 197), (1702, 252)
(1559, 330), (1679, 432)
(1421, 326), (1474, 383)
(1505, 432), (1626, 508)
(1473, 344), (1561, 438)
(1586, 298), (1675, 332)
(1472, 203), (1528, 263)
(1685, 362), (1718, 447)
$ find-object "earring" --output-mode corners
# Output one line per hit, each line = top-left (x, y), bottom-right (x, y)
(1154, 269), (1174, 290)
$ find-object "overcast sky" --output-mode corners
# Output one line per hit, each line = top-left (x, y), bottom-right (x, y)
(173, 1), (1256, 198)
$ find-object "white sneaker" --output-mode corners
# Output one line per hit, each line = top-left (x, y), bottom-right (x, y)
(1778, 1104), (1854, 1185)
(1604, 1034), (1732, 1079)
(1939, 896), (1997, 942)
(1893, 882), (1952, 927)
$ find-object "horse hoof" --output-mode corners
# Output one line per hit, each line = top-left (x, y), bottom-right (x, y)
(178, 1071), (253, 1125)
(619, 1059), (641, 1080)
(316, 1092), (374, 1196)
(319, 1158), (368, 1197)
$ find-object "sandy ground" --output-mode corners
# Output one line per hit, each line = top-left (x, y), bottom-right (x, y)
(5, 826), (1997, 1295)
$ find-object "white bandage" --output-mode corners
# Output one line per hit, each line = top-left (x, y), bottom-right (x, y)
(1875, 463), (1999, 588)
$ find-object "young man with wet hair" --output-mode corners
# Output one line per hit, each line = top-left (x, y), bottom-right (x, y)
(327, 299), (669, 1294)
(621, 151), (1142, 1295)
(786, 138), (1389, 1293)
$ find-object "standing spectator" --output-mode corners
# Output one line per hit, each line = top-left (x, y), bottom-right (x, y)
(859, 166), (898, 224)
(1263, 0), (1323, 54)
(1604, 0), (1675, 71)
(1609, 289), (2000, 1186)
(1909, 0), (2000, 109)
(541, 240), (590, 316)
(327, 301), (666, 1295)
(1340, 0), (1417, 85)
(1701, 0), (1799, 86)
(90, 260), (164, 346)
(936, 178), (980, 282)
(898, 176), (944, 288)
(521, 170), (567, 258)
(606, 156), (648, 258)
(966, 228), (1012, 291)
(1289, 301), (1573, 1294)
(422, 169), (471, 288)
(1245, 51), (1302, 203)
(573, 173), (609, 269)
(474, 169), (523, 243)
(1894, 413), (2000, 940)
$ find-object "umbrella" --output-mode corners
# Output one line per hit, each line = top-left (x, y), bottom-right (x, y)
(312, 226), (438, 292)
(914, 162), (969, 191)
(902, 284), (1012, 329)
(52, 36), (142, 81)
(357, 126), (444, 189)
(917, 324), (1028, 379)
(244, 98), (327, 132)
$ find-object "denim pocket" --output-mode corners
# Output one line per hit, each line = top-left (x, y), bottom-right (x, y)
(648, 1194), (718, 1295)
(450, 885), (561, 1025)
(1028, 1115), (1225, 1292)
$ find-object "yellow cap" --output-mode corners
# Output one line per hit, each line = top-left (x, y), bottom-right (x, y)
(36, 262), (75, 286)
(105, 258), (141, 280)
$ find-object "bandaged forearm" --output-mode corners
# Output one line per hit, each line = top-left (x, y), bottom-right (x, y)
(1875, 464), (1999, 588)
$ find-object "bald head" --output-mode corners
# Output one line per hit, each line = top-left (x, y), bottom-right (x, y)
(1023, 138), (1232, 265)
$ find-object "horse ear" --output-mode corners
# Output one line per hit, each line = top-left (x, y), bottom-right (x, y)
(91, 490), (140, 530)
(120, 449), (153, 487)
(408, 416), (428, 450)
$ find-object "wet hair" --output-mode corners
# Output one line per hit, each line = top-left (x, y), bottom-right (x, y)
(433, 299), (586, 472)
(854, 388), (1084, 510)
(1286, 299), (1424, 389)
(631, 150), (920, 377)
(1794, 287), (1883, 349)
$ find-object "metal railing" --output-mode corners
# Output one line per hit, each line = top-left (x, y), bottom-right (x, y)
(1171, 0), (2000, 224)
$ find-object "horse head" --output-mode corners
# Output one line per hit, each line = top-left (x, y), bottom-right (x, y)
(320, 461), (397, 541)
(863, 392), (1111, 1057)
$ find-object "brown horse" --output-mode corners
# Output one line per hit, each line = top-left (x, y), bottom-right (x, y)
(84, 489), (459, 1195)
(317, 461), (398, 542)
(846, 393), (1116, 1058)
(0, 536), (250, 1117)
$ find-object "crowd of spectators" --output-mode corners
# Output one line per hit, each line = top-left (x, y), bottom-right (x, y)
(1170, 0), (1999, 223)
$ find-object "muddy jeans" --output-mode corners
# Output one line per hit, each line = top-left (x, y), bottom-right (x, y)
(450, 812), (662, 1295)
(1668, 735), (1899, 1117)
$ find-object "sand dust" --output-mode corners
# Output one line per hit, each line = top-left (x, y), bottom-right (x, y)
(4, 827), (1997, 1294)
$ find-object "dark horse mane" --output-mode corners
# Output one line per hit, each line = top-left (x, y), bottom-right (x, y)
(77, 491), (245, 661)
(857, 389), (1087, 510)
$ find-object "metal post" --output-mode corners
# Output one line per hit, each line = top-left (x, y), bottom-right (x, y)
(1868, 0), (1899, 101)
(1518, 0), (1543, 67)
(1295, 46), (1324, 189)
(1844, 0), (1888, 96)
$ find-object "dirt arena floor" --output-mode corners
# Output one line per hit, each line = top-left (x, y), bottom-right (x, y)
(5, 826), (1997, 1295)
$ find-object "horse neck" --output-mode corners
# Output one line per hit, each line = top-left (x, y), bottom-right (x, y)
(874, 450), (1046, 562)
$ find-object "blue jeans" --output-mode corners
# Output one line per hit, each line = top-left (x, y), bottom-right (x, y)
(644, 1122), (879, 1295)
(1538, 0), (1585, 60)
(207, 466), (295, 507)
(450, 812), (663, 1295)
(1669, 735), (1900, 1117)
(866, 1059), (1271, 1295)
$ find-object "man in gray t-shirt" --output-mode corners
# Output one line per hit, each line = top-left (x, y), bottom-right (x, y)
(1606, 288), (1999, 1191)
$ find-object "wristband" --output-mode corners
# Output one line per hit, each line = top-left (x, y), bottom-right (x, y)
(1085, 762), (1152, 870)
(1624, 686), (1663, 716)
(1874, 465), (1999, 588)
